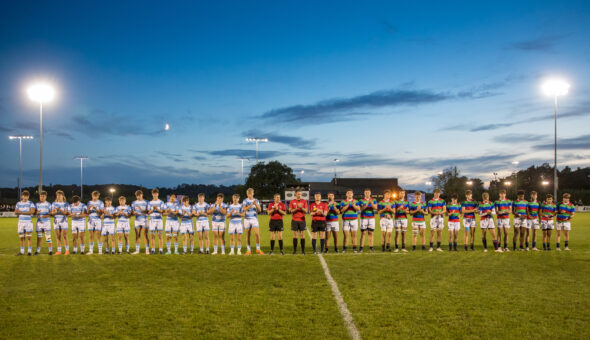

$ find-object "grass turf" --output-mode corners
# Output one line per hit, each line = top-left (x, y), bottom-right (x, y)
(0, 213), (588, 339)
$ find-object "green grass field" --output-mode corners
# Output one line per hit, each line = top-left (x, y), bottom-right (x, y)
(1, 214), (589, 339)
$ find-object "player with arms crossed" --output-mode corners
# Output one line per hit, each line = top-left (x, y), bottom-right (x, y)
(179, 196), (195, 254)
(461, 190), (478, 251)
(209, 193), (228, 255)
(324, 192), (340, 253)
(164, 194), (180, 255)
(556, 193), (574, 251)
(339, 190), (360, 253)
(132, 190), (149, 254)
(495, 189), (512, 252)
(310, 192), (328, 254)
(409, 191), (427, 251)
(427, 189), (446, 252)
(227, 194), (244, 255)
(87, 191), (104, 255)
(527, 191), (541, 251)
(115, 196), (132, 254)
(100, 197), (117, 254)
(69, 195), (87, 254)
(479, 192), (502, 252)
(242, 188), (264, 255)
(34, 191), (53, 255)
(378, 189), (395, 252)
(394, 190), (409, 252)
(512, 190), (528, 251)
(289, 189), (308, 254)
(147, 188), (165, 255)
(15, 190), (35, 256)
(267, 193), (286, 255)
(358, 188), (377, 252)
(446, 193), (461, 251)
(540, 194), (556, 251)
(194, 193), (211, 254)
(51, 190), (70, 255)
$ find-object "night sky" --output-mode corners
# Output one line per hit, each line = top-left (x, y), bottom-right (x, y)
(1, 0), (589, 189)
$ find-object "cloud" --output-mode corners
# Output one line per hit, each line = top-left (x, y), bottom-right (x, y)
(69, 110), (165, 137)
(202, 149), (282, 160)
(506, 34), (568, 52)
(470, 123), (515, 132)
(242, 129), (316, 149)
(535, 134), (590, 150)
(492, 133), (547, 144)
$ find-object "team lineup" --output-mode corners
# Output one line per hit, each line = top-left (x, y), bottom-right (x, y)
(13, 186), (576, 256)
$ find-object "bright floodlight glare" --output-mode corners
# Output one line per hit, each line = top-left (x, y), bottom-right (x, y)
(109, 188), (115, 193)
(300, 170), (304, 174)
(466, 181), (473, 185)
(27, 82), (56, 103)
(505, 181), (512, 186)
(164, 123), (170, 131)
(9, 135), (34, 140)
(437, 171), (443, 175)
(511, 161), (520, 165)
(542, 181), (550, 186)
(425, 181), (432, 185)
(542, 79), (570, 96)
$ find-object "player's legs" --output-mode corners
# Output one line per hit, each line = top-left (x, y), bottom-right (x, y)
(197, 231), (204, 252)
(564, 229), (570, 250)
(204, 229), (210, 253)
(469, 222), (476, 249)
(556, 226), (561, 250)
(519, 223), (526, 250)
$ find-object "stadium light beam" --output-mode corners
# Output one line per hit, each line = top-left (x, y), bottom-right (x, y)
(245, 137), (268, 162)
(466, 180), (473, 186)
(9, 135), (34, 197)
(504, 181), (512, 186)
(542, 78), (570, 200)
(542, 180), (550, 186)
(109, 187), (116, 199)
(74, 156), (89, 200)
(27, 81), (56, 194)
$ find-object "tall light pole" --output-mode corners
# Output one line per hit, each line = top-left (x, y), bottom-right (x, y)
(9, 135), (34, 197)
(333, 158), (340, 183)
(74, 156), (89, 200)
(511, 160), (520, 196)
(542, 78), (570, 200)
(238, 158), (249, 184)
(245, 137), (268, 163)
(27, 82), (56, 194)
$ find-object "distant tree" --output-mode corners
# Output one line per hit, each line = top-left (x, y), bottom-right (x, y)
(243, 161), (298, 199)
(432, 166), (484, 201)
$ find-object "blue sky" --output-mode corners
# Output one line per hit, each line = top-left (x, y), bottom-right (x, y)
(1, 0), (589, 189)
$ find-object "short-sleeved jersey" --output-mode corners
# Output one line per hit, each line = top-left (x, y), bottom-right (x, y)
(52, 201), (69, 222)
(211, 202), (228, 222)
(132, 200), (149, 221)
(179, 204), (194, 222)
(478, 201), (494, 220)
(116, 205), (132, 222)
(16, 201), (35, 221)
(409, 202), (426, 222)
(87, 200), (104, 220)
(395, 200), (409, 220)
(358, 198), (378, 219)
(289, 199), (308, 222)
(527, 201), (540, 219)
(148, 199), (165, 219)
(164, 202), (179, 222)
(326, 202), (339, 222)
(512, 200), (528, 218)
(494, 199), (512, 219)
(69, 203), (87, 221)
(461, 200), (478, 219)
(228, 204), (243, 222)
(242, 198), (260, 219)
(193, 202), (210, 221)
(310, 202), (328, 221)
(428, 198), (446, 214)
(557, 202), (575, 222)
(540, 203), (556, 220)
(339, 199), (359, 220)
(35, 201), (52, 222)
(378, 200), (395, 218)
(447, 203), (462, 222)
(268, 202), (286, 220)
(103, 206), (116, 224)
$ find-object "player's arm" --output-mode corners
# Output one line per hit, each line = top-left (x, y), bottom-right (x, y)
(206, 205), (216, 214)
(254, 200), (261, 212)
(278, 204), (286, 215)
(353, 202), (361, 212)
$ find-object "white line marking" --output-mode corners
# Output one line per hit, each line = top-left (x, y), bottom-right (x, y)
(306, 229), (362, 340)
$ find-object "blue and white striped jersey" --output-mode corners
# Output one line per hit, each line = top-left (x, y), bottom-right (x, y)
(242, 198), (259, 219)
(51, 201), (69, 222)
(148, 199), (165, 219)
(35, 202), (52, 222)
(211, 202), (228, 222)
(179, 204), (194, 222)
(16, 201), (35, 221)
(228, 204), (243, 222)
(103, 206), (116, 224)
(193, 202), (210, 221)
(165, 202), (179, 222)
(87, 200), (104, 221)
(69, 203), (87, 221)
(116, 205), (132, 223)
(132, 200), (148, 221)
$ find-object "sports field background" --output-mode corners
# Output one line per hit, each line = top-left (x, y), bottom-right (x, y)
(1, 214), (589, 339)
